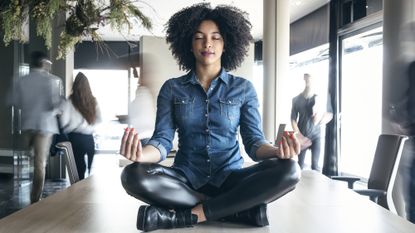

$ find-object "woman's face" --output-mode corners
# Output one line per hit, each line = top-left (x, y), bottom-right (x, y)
(192, 20), (224, 68)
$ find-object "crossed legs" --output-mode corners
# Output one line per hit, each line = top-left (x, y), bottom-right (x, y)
(121, 159), (300, 230)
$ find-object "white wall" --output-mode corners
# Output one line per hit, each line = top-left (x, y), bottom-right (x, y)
(139, 36), (185, 97)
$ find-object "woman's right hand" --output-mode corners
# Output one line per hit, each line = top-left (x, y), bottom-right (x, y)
(119, 128), (143, 162)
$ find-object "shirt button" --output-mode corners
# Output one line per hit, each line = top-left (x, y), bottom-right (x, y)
(205, 113), (208, 117)
(207, 175), (210, 178)
(206, 145), (210, 149)
(205, 129), (209, 133)
(182, 100), (185, 103)
(207, 159), (210, 163)
(205, 99), (209, 103)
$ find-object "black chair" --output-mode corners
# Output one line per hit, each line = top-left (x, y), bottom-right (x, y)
(56, 141), (80, 185)
(332, 134), (408, 213)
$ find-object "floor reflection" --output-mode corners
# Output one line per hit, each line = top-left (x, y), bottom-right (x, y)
(0, 153), (118, 219)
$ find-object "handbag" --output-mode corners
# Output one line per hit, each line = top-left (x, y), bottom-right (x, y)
(50, 115), (69, 156)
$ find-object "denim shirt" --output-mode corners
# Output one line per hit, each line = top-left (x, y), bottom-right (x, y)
(147, 69), (269, 189)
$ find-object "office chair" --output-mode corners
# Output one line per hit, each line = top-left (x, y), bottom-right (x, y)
(55, 141), (80, 185)
(332, 134), (408, 214)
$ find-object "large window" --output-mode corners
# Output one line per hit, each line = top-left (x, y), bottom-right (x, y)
(288, 44), (330, 169)
(339, 27), (383, 178)
(73, 69), (135, 152)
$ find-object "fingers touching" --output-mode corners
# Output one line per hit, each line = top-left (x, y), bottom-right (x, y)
(278, 131), (300, 159)
(120, 127), (142, 161)
(119, 128), (128, 156)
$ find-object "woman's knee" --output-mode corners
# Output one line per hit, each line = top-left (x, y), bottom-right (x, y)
(120, 163), (201, 208)
(120, 162), (154, 196)
(264, 159), (301, 186)
(284, 159), (301, 183)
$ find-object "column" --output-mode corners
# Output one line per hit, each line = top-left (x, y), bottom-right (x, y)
(262, 0), (290, 141)
(50, 13), (74, 97)
(47, 13), (74, 179)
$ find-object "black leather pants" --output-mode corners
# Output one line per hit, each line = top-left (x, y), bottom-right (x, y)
(121, 159), (300, 221)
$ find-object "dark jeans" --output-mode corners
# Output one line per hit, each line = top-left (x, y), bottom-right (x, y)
(68, 132), (95, 180)
(298, 136), (321, 171)
(121, 159), (300, 220)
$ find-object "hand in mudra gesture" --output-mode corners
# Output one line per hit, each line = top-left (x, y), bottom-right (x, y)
(119, 128), (143, 162)
(276, 131), (301, 159)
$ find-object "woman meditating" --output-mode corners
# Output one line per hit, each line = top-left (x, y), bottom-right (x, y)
(119, 3), (301, 232)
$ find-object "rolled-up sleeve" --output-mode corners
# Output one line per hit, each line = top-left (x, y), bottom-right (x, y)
(148, 80), (176, 162)
(239, 81), (268, 161)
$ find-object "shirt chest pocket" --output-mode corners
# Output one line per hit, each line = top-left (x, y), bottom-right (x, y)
(219, 98), (241, 121)
(174, 97), (194, 119)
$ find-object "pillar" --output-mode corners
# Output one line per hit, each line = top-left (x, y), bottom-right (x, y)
(262, 0), (290, 141)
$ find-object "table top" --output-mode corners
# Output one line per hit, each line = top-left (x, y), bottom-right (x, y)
(0, 167), (414, 233)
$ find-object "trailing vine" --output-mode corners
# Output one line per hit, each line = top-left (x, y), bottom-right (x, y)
(0, 0), (152, 59)
(0, 0), (27, 45)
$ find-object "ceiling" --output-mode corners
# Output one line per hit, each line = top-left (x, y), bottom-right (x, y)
(95, 0), (330, 41)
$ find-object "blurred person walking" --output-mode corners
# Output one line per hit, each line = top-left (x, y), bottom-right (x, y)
(387, 21), (415, 223)
(291, 73), (333, 171)
(406, 61), (415, 223)
(128, 59), (156, 143)
(10, 51), (63, 203)
(60, 72), (102, 180)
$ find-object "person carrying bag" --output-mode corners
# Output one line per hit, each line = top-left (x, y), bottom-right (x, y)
(50, 115), (69, 157)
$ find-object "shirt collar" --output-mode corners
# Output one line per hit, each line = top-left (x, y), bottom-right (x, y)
(182, 68), (229, 85)
(31, 68), (46, 73)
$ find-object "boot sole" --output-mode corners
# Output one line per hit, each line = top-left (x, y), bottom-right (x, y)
(137, 205), (149, 231)
(256, 204), (269, 227)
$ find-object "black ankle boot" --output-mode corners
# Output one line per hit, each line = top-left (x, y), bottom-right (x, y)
(221, 204), (269, 227)
(137, 205), (198, 232)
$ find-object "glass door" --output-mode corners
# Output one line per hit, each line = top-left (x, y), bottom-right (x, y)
(0, 42), (32, 189)
(12, 62), (32, 186)
(339, 26), (383, 178)
(0, 44), (17, 175)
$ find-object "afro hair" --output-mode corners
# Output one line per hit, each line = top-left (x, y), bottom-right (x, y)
(165, 3), (253, 71)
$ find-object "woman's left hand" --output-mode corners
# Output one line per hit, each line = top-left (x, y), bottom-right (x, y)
(277, 131), (301, 159)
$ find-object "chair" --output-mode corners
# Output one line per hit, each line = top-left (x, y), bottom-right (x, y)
(332, 134), (408, 214)
(55, 141), (79, 185)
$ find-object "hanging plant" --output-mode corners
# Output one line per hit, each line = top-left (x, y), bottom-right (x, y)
(32, 0), (66, 48)
(0, 0), (28, 45)
(0, 0), (152, 59)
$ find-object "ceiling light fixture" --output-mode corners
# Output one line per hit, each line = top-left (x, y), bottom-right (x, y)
(295, 1), (302, 6)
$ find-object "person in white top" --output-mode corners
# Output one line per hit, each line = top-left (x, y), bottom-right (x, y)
(10, 51), (63, 203)
(128, 73), (156, 142)
(60, 72), (101, 179)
